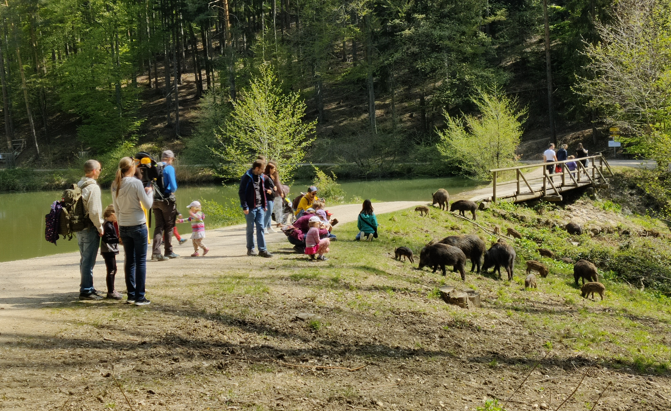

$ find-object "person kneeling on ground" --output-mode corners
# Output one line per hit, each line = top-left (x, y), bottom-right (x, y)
(356, 199), (378, 241)
(295, 186), (318, 219)
(283, 208), (329, 253)
(305, 216), (330, 261)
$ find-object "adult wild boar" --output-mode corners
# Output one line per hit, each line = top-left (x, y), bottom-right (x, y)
(418, 243), (467, 280)
(574, 259), (599, 286)
(482, 241), (516, 280)
(439, 235), (485, 273)
(450, 200), (478, 220)
(432, 189), (450, 211)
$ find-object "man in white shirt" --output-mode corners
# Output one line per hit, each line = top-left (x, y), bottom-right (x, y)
(77, 160), (105, 300)
(543, 143), (558, 176)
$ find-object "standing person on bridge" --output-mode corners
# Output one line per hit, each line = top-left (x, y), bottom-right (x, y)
(543, 143), (558, 177)
(239, 158), (273, 258)
(76, 160), (105, 300)
(112, 157), (154, 306)
(576, 143), (589, 167)
(151, 150), (179, 261)
(556, 144), (568, 173)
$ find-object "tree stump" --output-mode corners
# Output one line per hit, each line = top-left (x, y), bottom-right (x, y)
(439, 287), (481, 309)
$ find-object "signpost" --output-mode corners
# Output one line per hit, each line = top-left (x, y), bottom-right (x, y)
(609, 127), (620, 157)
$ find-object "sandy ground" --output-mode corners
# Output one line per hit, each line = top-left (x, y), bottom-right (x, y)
(0, 201), (424, 342)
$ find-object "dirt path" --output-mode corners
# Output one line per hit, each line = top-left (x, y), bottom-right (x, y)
(0, 201), (423, 342)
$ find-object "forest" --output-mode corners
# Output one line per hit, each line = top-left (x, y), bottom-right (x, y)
(0, 0), (616, 163)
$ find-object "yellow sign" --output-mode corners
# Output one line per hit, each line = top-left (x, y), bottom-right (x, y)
(609, 127), (619, 133)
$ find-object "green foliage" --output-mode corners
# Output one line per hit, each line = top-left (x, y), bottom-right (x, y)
(212, 64), (316, 180)
(437, 89), (527, 180)
(312, 167), (344, 204)
(200, 199), (245, 229)
(477, 399), (506, 411)
(183, 89), (231, 166)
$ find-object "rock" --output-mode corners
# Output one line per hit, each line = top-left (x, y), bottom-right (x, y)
(540, 403), (548, 410)
(295, 313), (320, 321)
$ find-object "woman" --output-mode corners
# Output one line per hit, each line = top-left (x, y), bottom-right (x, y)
(111, 157), (154, 306)
(262, 162), (279, 233)
(268, 161), (286, 229)
(576, 143), (589, 167)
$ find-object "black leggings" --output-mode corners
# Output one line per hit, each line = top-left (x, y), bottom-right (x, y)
(102, 253), (117, 293)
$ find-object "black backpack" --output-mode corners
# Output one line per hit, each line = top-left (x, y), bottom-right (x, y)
(134, 152), (167, 201)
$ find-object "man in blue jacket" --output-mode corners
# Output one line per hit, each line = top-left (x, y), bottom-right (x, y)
(239, 158), (273, 258)
(152, 150), (179, 261)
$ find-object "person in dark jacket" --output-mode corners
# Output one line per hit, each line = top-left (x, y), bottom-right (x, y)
(239, 158), (273, 258)
(101, 205), (122, 300)
(576, 143), (589, 167)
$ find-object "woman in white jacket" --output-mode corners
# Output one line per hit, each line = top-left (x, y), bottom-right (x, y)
(112, 157), (154, 306)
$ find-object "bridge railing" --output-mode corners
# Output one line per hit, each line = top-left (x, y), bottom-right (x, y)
(489, 154), (613, 202)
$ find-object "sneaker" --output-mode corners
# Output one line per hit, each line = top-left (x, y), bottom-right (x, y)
(259, 250), (273, 258)
(126, 299), (135, 304)
(79, 293), (103, 301)
(152, 254), (168, 262)
(106, 291), (123, 300)
(179, 239), (188, 245)
(134, 298), (151, 306)
(166, 252), (180, 259)
(247, 249), (258, 256)
(264, 228), (269, 234)
(293, 246), (305, 254)
(191, 251), (200, 257)
(318, 256), (328, 261)
(202, 248), (209, 256)
(309, 254), (316, 260)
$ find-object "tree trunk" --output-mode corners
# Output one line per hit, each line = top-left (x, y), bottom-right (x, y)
(364, 14), (376, 135)
(188, 23), (203, 98)
(0, 36), (12, 150)
(172, 11), (180, 137)
(200, 23), (212, 90)
(389, 66), (397, 131)
(542, 0), (556, 145)
(16, 48), (39, 157)
(164, 4), (173, 127)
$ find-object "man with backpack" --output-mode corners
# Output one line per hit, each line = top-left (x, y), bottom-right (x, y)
(77, 160), (105, 300)
(151, 150), (179, 261)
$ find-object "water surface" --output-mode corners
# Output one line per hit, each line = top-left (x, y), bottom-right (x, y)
(0, 177), (482, 262)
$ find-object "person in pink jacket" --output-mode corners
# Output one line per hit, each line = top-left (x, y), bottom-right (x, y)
(304, 216), (330, 261)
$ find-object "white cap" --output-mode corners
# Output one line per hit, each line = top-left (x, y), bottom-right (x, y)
(187, 201), (201, 209)
(309, 216), (320, 223)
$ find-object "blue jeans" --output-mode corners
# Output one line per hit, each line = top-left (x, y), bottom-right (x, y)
(264, 199), (275, 229)
(120, 224), (148, 301)
(76, 226), (100, 294)
(245, 206), (267, 252)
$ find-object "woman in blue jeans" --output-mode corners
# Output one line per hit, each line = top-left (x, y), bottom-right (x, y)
(111, 157), (154, 306)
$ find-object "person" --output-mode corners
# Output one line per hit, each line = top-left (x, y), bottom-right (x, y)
(556, 144), (568, 173)
(177, 201), (209, 257)
(566, 155), (578, 175)
(356, 199), (378, 241)
(543, 143), (558, 176)
(313, 201), (337, 240)
(112, 157), (154, 306)
(265, 161), (286, 231)
(151, 150), (179, 261)
(239, 158), (273, 258)
(262, 162), (277, 234)
(576, 143), (589, 167)
(283, 210), (329, 253)
(305, 216), (330, 261)
(76, 160), (105, 300)
(101, 205), (122, 300)
(171, 225), (188, 245)
(295, 186), (318, 219)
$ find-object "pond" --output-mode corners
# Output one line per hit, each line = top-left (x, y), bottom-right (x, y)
(0, 177), (483, 262)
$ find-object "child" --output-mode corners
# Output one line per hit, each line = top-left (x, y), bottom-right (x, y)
(566, 155), (578, 173)
(356, 199), (378, 241)
(101, 205), (122, 300)
(174, 217), (188, 245)
(305, 216), (330, 261)
(177, 201), (209, 257)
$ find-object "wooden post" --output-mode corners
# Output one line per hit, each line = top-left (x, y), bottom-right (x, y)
(516, 169), (520, 196)
(493, 171), (497, 203)
(561, 162), (565, 186)
(543, 165), (547, 196)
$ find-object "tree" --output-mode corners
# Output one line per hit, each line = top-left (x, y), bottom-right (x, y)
(212, 63), (317, 179)
(436, 89), (527, 180)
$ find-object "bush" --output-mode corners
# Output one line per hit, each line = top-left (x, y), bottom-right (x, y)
(200, 199), (245, 229)
(312, 166), (345, 204)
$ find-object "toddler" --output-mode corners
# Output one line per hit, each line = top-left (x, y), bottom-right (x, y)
(356, 199), (378, 241)
(177, 201), (209, 257)
(101, 205), (122, 300)
(305, 216), (330, 261)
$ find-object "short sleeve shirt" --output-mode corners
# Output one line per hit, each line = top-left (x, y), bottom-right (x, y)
(543, 149), (556, 162)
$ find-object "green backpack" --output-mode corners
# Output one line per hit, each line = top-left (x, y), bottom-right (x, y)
(58, 181), (95, 239)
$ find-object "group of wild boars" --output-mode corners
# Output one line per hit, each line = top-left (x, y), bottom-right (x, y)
(482, 240), (516, 280)
(439, 235), (486, 273)
(581, 282), (605, 301)
(394, 247), (414, 263)
(432, 189), (450, 210)
(574, 259), (599, 285)
(450, 200), (478, 220)
(526, 260), (548, 278)
(415, 205), (429, 216)
(418, 243), (467, 280)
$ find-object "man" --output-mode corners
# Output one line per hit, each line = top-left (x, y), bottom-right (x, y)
(77, 160), (104, 300)
(543, 143), (558, 176)
(239, 158), (273, 258)
(295, 186), (318, 219)
(152, 150), (179, 261)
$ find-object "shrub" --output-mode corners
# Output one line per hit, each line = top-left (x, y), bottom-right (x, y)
(200, 199), (245, 229)
(312, 166), (345, 204)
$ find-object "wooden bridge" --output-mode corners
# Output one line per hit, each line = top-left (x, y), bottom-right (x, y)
(479, 154), (613, 203)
